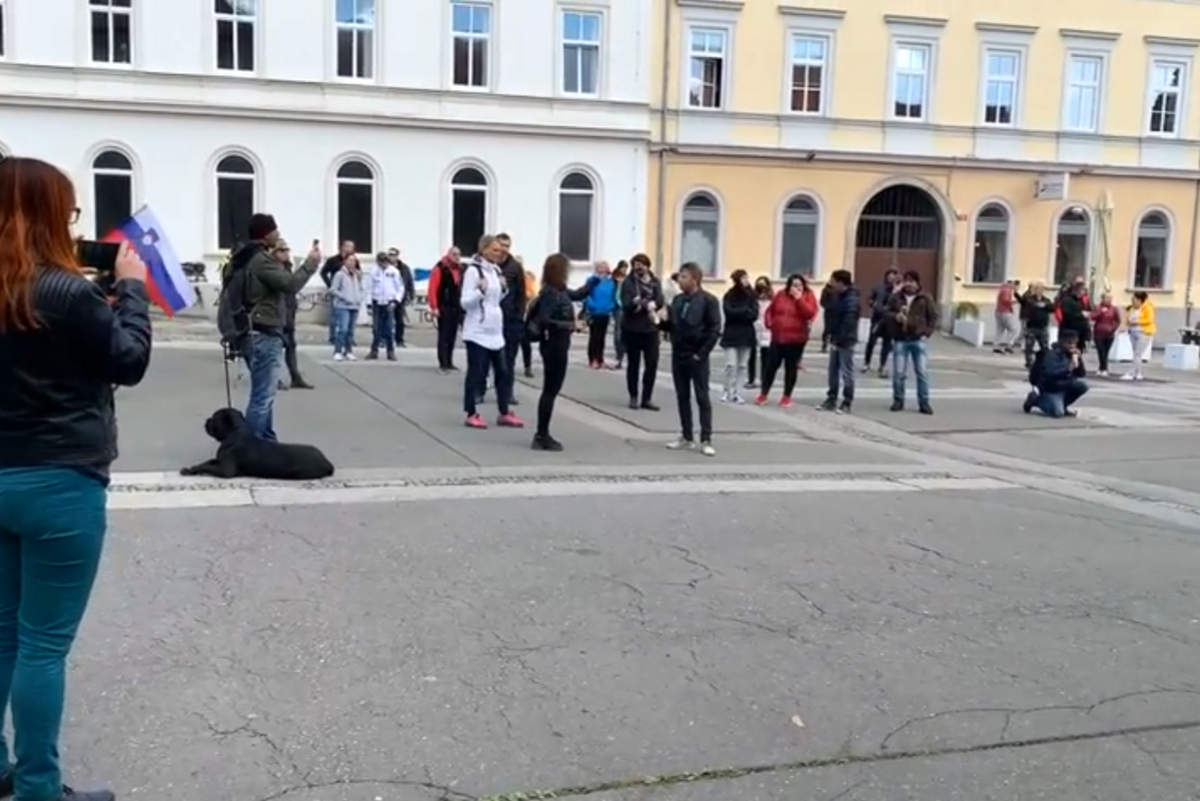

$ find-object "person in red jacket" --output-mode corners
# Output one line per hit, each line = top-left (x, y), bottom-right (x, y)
(427, 246), (462, 372)
(755, 273), (818, 407)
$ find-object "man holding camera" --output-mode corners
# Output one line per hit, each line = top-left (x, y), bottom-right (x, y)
(1025, 329), (1089, 418)
(242, 214), (321, 441)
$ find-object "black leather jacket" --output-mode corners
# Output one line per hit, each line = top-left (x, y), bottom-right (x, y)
(0, 269), (152, 477)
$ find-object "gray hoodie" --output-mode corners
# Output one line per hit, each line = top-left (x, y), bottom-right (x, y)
(330, 268), (365, 310)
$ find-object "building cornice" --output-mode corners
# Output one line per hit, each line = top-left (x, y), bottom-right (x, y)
(975, 22), (1039, 36)
(1059, 28), (1122, 42)
(776, 4), (845, 19)
(1145, 35), (1200, 48)
(652, 142), (1200, 182)
(675, 0), (745, 11)
(883, 14), (948, 28)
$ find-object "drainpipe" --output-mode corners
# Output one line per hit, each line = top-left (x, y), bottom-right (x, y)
(653, 0), (672, 274)
(1186, 174), (1200, 327)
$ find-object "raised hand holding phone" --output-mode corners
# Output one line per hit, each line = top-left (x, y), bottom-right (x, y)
(114, 241), (148, 283)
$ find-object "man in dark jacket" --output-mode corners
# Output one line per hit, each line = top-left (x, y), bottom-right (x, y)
(664, 263), (721, 456)
(819, 284), (834, 353)
(1025, 330), (1088, 418)
(495, 233), (526, 405)
(818, 270), (859, 413)
(243, 214), (320, 441)
(886, 270), (938, 414)
(1019, 282), (1054, 369)
(621, 253), (666, 410)
(272, 239), (314, 391)
(862, 268), (898, 376)
(1058, 278), (1092, 352)
(387, 247), (415, 348)
(428, 249), (463, 372)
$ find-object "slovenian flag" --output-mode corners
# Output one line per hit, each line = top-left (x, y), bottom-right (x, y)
(103, 206), (196, 316)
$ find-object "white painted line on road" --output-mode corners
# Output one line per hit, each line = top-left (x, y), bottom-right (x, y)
(108, 475), (1017, 511)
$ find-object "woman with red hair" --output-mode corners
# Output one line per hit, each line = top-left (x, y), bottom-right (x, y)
(0, 156), (151, 801)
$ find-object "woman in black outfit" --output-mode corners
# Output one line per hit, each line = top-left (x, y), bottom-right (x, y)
(528, 253), (590, 451)
(620, 253), (665, 411)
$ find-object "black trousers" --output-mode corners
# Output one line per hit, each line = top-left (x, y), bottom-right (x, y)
(437, 309), (461, 369)
(761, 342), (806, 397)
(537, 334), (571, 437)
(672, 356), (713, 443)
(521, 338), (533, 372)
(1095, 336), (1114, 372)
(393, 303), (407, 346)
(465, 341), (510, 417)
(863, 320), (892, 370)
(587, 316), (610, 364)
(624, 330), (660, 403)
(502, 322), (524, 402)
(283, 329), (303, 384)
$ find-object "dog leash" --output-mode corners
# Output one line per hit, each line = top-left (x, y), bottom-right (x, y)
(222, 342), (234, 408)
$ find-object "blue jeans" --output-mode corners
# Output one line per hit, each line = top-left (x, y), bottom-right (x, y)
(245, 331), (283, 442)
(0, 467), (107, 801)
(826, 344), (855, 403)
(371, 304), (395, 354)
(1035, 379), (1088, 417)
(892, 339), (931, 405)
(333, 307), (358, 355)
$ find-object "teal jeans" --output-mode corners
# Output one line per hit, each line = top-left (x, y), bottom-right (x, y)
(0, 467), (107, 801)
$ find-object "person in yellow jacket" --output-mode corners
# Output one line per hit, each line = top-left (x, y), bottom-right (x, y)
(522, 268), (538, 377)
(1122, 291), (1155, 381)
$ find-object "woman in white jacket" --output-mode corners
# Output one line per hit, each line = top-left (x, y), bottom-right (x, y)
(461, 235), (525, 429)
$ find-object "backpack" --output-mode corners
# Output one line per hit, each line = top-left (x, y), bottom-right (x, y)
(525, 293), (544, 341)
(217, 244), (259, 357)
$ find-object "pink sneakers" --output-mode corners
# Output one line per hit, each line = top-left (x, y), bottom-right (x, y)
(497, 412), (526, 428)
(779, 396), (793, 408)
(464, 414), (487, 429)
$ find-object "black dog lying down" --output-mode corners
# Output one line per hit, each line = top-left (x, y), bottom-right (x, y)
(181, 408), (335, 480)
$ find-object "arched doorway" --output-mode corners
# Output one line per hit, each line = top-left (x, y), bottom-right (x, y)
(854, 185), (942, 314)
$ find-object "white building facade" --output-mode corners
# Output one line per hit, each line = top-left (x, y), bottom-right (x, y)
(0, 0), (652, 275)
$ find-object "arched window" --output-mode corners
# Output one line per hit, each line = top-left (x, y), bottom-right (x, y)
(680, 192), (719, 276)
(779, 195), (818, 277)
(337, 160), (374, 253)
(1054, 208), (1090, 286)
(1134, 211), (1169, 289)
(558, 171), (594, 261)
(451, 166), (488, 256)
(216, 154), (255, 250)
(971, 204), (1009, 284)
(92, 150), (133, 238)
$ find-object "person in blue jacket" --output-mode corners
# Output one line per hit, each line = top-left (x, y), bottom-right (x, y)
(582, 261), (617, 368)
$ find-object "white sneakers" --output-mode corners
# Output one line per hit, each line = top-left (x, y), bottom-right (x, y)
(720, 392), (747, 405)
(333, 352), (344, 362)
(333, 352), (357, 362)
(666, 439), (716, 457)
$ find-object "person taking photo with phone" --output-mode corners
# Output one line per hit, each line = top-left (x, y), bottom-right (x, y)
(0, 156), (153, 801)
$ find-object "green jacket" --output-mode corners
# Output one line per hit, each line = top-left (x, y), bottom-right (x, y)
(247, 248), (319, 331)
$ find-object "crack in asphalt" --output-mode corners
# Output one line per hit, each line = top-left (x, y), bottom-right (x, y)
(474, 719), (1200, 801)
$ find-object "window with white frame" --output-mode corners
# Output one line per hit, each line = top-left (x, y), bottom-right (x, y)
(1054, 208), (1090, 286)
(972, 204), (1009, 284)
(687, 28), (726, 109)
(92, 150), (133, 238)
(779, 195), (818, 276)
(983, 49), (1019, 125)
(1134, 211), (1169, 289)
(680, 192), (720, 276)
(90, 0), (132, 64)
(1064, 54), (1103, 132)
(335, 0), (374, 79)
(789, 35), (826, 114)
(892, 43), (930, 120)
(558, 172), (594, 261)
(216, 154), (255, 250)
(215, 0), (255, 72)
(337, 161), (375, 253)
(452, 3), (490, 88)
(1148, 60), (1184, 136)
(451, 167), (488, 255)
(562, 11), (600, 96)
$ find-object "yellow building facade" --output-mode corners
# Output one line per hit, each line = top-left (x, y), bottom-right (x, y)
(647, 0), (1200, 330)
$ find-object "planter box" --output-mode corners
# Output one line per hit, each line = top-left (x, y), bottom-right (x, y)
(1163, 343), (1199, 370)
(952, 318), (984, 347)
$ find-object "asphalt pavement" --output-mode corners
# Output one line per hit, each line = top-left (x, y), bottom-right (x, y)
(58, 325), (1200, 800)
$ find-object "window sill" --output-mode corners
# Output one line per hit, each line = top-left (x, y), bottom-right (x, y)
(979, 120), (1018, 129)
(89, 61), (135, 69)
(450, 83), (493, 93)
(1144, 131), (1182, 141)
(685, 104), (728, 113)
(962, 282), (1008, 288)
(1127, 286), (1173, 294)
(888, 115), (930, 124)
(330, 75), (377, 85)
(784, 108), (827, 118)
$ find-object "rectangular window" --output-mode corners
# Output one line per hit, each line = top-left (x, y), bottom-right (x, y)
(687, 28), (726, 109)
(1064, 54), (1102, 132)
(789, 35), (826, 114)
(215, 0), (255, 72)
(892, 43), (930, 120)
(562, 10), (600, 95)
(335, 0), (374, 79)
(90, 0), (132, 65)
(983, 48), (1019, 125)
(452, 3), (490, 88)
(1148, 59), (1184, 136)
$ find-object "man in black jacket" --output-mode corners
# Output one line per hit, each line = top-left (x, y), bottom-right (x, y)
(664, 263), (721, 456)
(1025, 330), (1088, 417)
(862, 268), (898, 376)
(620, 253), (665, 410)
(496, 233), (526, 405)
(387, 247), (416, 348)
(1019, 281), (1054, 369)
(818, 269), (859, 414)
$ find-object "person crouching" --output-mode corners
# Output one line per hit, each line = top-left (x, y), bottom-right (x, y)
(1024, 330), (1088, 418)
